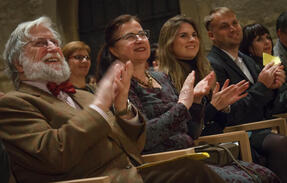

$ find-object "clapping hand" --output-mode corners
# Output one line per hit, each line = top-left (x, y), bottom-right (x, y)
(270, 64), (285, 89)
(193, 71), (216, 104)
(92, 60), (133, 113)
(211, 79), (249, 111)
(178, 71), (195, 109)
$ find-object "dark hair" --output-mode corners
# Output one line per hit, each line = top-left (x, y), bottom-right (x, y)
(240, 23), (273, 56)
(146, 43), (158, 67)
(105, 14), (140, 47)
(96, 14), (140, 81)
(276, 11), (287, 32)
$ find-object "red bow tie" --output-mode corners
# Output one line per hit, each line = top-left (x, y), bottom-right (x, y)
(47, 81), (76, 96)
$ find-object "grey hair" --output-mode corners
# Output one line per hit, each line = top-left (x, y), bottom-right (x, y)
(2, 16), (61, 88)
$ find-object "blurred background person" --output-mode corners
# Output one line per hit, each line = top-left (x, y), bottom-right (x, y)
(62, 41), (95, 93)
(274, 11), (287, 75)
(146, 43), (159, 71)
(240, 23), (273, 70)
(240, 23), (287, 116)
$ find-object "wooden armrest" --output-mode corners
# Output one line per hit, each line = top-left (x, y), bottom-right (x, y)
(51, 176), (110, 183)
(143, 131), (252, 163)
(142, 147), (195, 163)
(224, 118), (287, 136)
(273, 113), (287, 119)
(194, 131), (252, 162)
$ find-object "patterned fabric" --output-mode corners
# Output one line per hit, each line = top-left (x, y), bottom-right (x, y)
(208, 161), (280, 183)
(129, 70), (281, 182)
(129, 71), (199, 154)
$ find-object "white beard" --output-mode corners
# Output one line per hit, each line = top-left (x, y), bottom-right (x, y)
(20, 52), (71, 84)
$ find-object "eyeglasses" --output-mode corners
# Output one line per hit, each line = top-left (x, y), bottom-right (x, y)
(114, 30), (150, 43)
(70, 55), (90, 61)
(26, 38), (60, 48)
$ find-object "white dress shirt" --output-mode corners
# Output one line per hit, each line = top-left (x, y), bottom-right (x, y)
(221, 49), (254, 84)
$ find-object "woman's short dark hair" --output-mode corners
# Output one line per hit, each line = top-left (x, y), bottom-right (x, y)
(240, 23), (273, 56)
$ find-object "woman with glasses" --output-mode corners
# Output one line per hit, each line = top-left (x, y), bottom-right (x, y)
(97, 14), (281, 183)
(63, 41), (95, 94)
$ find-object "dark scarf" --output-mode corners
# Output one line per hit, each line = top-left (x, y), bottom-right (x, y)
(178, 58), (200, 84)
(250, 55), (264, 70)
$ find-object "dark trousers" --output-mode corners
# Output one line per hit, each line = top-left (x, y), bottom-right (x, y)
(138, 156), (226, 183)
(0, 140), (10, 183)
(250, 129), (287, 183)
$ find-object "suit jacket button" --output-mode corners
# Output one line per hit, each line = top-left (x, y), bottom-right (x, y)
(126, 164), (132, 169)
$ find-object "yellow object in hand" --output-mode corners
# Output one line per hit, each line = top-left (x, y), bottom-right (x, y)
(263, 52), (281, 66)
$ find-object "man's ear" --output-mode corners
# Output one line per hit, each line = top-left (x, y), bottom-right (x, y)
(13, 60), (24, 73)
(208, 31), (215, 41)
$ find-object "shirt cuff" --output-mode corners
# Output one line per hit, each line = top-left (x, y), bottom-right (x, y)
(89, 104), (109, 122)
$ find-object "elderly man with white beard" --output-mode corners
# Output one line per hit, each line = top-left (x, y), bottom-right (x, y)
(0, 16), (227, 183)
(0, 16), (145, 183)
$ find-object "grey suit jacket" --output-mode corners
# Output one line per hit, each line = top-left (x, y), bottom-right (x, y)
(0, 83), (145, 183)
(274, 40), (287, 76)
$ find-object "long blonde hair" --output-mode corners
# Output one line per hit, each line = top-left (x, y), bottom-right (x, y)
(158, 15), (211, 92)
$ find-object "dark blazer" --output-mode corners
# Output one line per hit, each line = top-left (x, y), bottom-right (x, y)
(207, 45), (275, 126)
(0, 83), (145, 183)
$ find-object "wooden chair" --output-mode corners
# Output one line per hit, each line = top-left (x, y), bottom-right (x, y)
(51, 176), (110, 183)
(142, 130), (252, 163)
(224, 117), (287, 136)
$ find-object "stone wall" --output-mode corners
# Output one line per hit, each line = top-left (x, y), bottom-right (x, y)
(180, 0), (287, 51)
(0, 0), (286, 92)
(0, 0), (44, 92)
(0, 0), (77, 92)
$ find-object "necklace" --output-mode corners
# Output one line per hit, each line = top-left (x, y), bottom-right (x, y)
(133, 70), (154, 88)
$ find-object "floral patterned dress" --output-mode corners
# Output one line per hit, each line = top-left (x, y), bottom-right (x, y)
(128, 70), (280, 183)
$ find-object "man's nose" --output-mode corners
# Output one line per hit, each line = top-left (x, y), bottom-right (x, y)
(46, 40), (59, 51)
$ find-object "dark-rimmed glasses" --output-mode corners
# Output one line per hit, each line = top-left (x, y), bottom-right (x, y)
(114, 30), (150, 43)
(70, 55), (90, 62)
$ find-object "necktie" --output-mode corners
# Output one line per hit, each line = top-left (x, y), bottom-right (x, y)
(47, 80), (76, 97)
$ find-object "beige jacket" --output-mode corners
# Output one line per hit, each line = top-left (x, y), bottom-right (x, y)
(0, 83), (146, 183)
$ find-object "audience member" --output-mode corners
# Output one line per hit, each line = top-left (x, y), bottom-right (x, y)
(240, 23), (287, 114)
(97, 14), (279, 183)
(205, 7), (287, 182)
(0, 16), (226, 183)
(0, 91), (4, 97)
(240, 23), (273, 69)
(146, 42), (159, 71)
(158, 15), (249, 136)
(62, 41), (95, 93)
(274, 11), (287, 73)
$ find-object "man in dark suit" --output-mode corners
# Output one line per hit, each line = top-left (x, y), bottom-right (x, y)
(204, 7), (287, 182)
(0, 16), (225, 183)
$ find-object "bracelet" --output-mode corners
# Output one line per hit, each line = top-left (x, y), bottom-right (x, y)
(221, 105), (231, 113)
(113, 100), (132, 116)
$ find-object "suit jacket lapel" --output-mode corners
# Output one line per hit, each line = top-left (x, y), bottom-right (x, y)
(18, 83), (78, 117)
(212, 46), (253, 82)
(239, 52), (258, 82)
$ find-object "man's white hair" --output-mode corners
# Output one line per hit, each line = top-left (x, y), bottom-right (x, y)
(2, 16), (61, 88)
